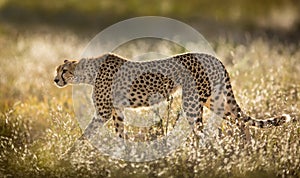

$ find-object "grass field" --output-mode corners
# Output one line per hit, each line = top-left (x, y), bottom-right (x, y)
(0, 24), (299, 177)
(0, 1), (300, 176)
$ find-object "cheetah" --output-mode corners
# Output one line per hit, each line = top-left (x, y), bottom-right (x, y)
(54, 53), (291, 139)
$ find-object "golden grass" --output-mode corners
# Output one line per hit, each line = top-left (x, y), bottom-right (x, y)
(0, 29), (299, 177)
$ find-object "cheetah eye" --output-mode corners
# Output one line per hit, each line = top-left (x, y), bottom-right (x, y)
(62, 69), (68, 73)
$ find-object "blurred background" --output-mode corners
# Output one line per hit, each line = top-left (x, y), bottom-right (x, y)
(0, 1), (299, 177)
(1, 0), (299, 42)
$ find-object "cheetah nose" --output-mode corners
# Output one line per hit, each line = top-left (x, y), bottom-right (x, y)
(54, 78), (59, 83)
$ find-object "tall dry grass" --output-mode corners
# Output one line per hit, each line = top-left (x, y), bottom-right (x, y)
(0, 28), (299, 177)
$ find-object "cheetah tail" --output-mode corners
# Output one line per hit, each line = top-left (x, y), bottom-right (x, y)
(246, 114), (291, 128)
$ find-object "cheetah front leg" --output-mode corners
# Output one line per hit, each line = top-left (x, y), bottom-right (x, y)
(81, 77), (114, 140)
(111, 108), (149, 141)
(81, 102), (113, 140)
(82, 114), (104, 139)
(111, 107), (127, 139)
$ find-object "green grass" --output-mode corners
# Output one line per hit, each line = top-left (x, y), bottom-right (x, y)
(0, 26), (299, 177)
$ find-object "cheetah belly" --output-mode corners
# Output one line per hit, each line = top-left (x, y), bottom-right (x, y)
(125, 72), (179, 108)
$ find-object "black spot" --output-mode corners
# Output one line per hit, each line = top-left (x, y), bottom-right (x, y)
(189, 113), (197, 118)
(183, 102), (189, 107)
(217, 107), (223, 111)
(200, 98), (206, 102)
(117, 117), (123, 121)
(194, 95), (199, 100)
(204, 92), (210, 97)
(196, 118), (202, 123)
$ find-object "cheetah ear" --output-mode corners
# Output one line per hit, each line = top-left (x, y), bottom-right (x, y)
(72, 61), (77, 63)
(64, 60), (69, 63)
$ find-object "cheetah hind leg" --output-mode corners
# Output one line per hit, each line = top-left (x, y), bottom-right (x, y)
(181, 89), (204, 147)
(199, 83), (230, 143)
(222, 84), (259, 141)
(204, 94), (226, 137)
(203, 82), (250, 140)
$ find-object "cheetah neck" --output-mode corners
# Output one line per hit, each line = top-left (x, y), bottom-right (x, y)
(74, 54), (109, 85)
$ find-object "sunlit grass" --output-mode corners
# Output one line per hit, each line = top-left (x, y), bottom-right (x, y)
(0, 29), (299, 177)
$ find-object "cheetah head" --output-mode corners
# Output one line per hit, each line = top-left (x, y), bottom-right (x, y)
(54, 60), (78, 88)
